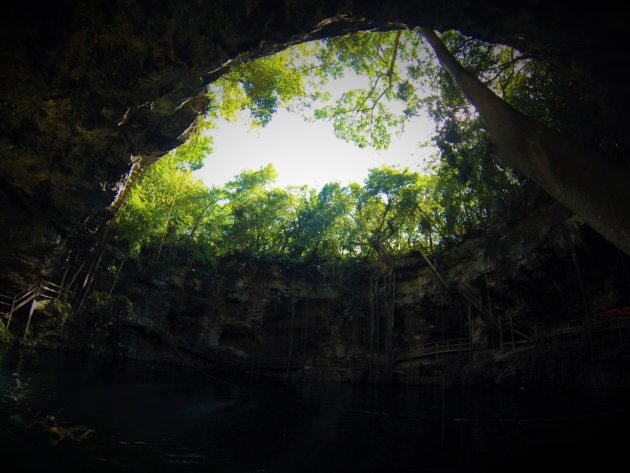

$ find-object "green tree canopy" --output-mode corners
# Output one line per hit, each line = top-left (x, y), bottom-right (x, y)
(113, 26), (592, 266)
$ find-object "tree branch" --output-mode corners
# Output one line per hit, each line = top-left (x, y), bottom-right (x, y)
(420, 27), (630, 256)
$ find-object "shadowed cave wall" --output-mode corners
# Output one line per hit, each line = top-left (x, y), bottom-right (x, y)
(1, 0), (629, 287)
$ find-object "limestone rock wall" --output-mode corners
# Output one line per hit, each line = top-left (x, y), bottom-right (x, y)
(41, 201), (626, 385)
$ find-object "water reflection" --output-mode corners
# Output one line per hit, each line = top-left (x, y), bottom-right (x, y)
(1, 347), (628, 472)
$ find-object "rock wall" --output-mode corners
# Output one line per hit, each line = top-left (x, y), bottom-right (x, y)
(2, 1), (630, 386)
(25, 200), (627, 386)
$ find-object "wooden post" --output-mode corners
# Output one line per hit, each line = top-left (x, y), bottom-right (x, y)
(23, 285), (40, 341)
(60, 250), (73, 290)
(77, 238), (108, 311)
(64, 259), (86, 296)
(6, 294), (17, 331)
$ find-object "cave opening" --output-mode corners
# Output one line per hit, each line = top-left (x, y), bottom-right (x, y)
(1, 2), (630, 471)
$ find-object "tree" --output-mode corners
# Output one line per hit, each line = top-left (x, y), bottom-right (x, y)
(222, 165), (296, 257)
(309, 30), (422, 150)
(113, 145), (226, 261)
(113, 26), (630, 266)
(287, 182), (356, 260)
(420, 28), (630, 256)
(208, 47), (311, 128)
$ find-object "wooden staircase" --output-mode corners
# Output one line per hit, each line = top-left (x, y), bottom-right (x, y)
(61, 213), (109, 294)
(58, 155), (146, 297)
(0, 211), (108, 337)
(1, 157), (148, 339)
(0, 279), (66, 340)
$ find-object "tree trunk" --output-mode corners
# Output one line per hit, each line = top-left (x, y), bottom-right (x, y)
(420, 28), (630, 256)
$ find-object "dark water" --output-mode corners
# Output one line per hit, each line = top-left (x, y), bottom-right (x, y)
(1, 348), (628, 472)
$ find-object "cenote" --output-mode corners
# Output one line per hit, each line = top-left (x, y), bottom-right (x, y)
(2, 2), (630, 472)
(1, 347), (628, 473)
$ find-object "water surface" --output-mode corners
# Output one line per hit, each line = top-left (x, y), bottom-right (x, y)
(1, 348), (627, 472)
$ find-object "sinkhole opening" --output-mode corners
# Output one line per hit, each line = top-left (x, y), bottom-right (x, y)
(111, 27), (562, 266)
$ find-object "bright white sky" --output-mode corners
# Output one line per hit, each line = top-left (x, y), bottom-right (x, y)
(194, 73), (437, 189)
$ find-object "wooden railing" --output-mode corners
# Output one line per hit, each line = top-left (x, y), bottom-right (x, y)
(395, 313), (630, 364)
(0, 294), (14, 316)
(394, 337), (490, 363)
(549, 315), (630, 336)
(0, 279), (66, 340)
